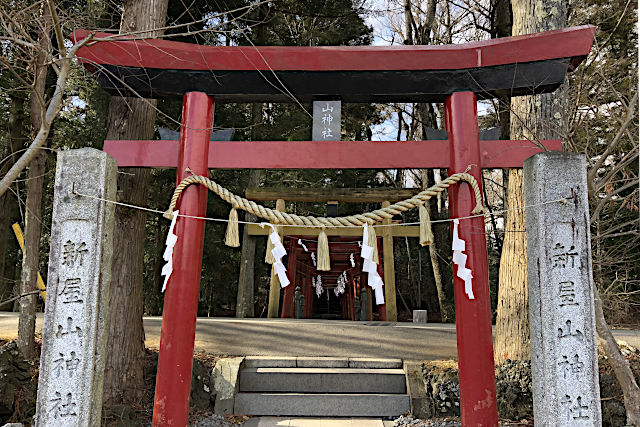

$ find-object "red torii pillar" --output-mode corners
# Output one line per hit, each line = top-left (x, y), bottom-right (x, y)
(152, 93), (213, 426)
(446, 92), (496, 425)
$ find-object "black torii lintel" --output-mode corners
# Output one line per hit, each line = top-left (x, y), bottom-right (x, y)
(71, 26), (595, 103)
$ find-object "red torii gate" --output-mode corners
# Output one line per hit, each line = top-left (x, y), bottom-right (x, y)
(72, 25), (594, 427)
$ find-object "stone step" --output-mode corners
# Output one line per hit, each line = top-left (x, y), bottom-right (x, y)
(239, 368), (407, 393)
(234, 393), (411, 417)
(244, 356), (403, 369)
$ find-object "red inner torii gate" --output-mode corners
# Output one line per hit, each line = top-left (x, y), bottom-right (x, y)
(283, 237), (380, 320)
(72, 25), (594, 427)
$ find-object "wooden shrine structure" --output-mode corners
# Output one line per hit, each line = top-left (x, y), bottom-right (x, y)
(72, 25), (594, 427)
(246, 187), (422, 321)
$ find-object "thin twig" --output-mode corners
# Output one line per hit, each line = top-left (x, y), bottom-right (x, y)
(0, 290), (43, 307)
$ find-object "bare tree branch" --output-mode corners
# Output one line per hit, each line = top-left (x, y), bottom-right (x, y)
(0, 289), (43, 307)
(0, 35), (92, 198)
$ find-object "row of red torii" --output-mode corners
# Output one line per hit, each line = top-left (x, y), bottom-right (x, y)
(72, 26), (594, 426)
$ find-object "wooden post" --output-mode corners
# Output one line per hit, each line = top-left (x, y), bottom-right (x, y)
(153, 92), (213, 426)
(360, 289), (368, 321)
(266, 199), (285, 318)
(445, 91), (498, 425)
(303, 273), (313, 318)
(365, 284), (373, 321)
(294, 286), (302, 319)
(348, 288), (354, 320)
(382, 201), (397, 321)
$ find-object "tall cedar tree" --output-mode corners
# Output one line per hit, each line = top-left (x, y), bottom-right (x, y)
(493, 0), (569, 363)
(102, 0), (169, 405)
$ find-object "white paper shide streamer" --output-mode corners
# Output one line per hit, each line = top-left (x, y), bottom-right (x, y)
(266, 225), (290, 288)
(334, 271), (347, 297)
(161, 210), (179, 293)
(361, 223), (385, 304)
(452, 219), (475, 299)
(313, 275), (323, 297)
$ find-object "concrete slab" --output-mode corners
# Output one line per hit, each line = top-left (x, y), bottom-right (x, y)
(319, 419), (352, 427)
(297, 357), (349, 368)
(235, 393), (410, 417)
(239, 368), (406, 393)
(348, 358), (402, 369)
(242, 416), (291, 427)
(404, 361), (431, 419)
(2, 315), (638, 361)
(289, 418), (322, 427)
(351, 418), (385, 426)
(245, 356), (297, 368)
(243, 418), (386, 427)
(241, 418), (260, 427)
(214, 357), (244, 415)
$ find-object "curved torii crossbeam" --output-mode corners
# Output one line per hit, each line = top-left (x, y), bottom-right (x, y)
(71, 25), (594, 102)
(70, 26), (595, 427)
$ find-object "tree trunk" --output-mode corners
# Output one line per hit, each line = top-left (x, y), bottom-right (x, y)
(492, 0), (512, 140)
(403, 0), (413, 44)
(493, 169), (530, 362)
(236, 10), (268, 318)
(0, 95), (26, 311)
(420, 170), (449, 321)
(17, 151), (46, 359)
(493, 0), (568, 364)
(594, 288), (640, 425)
(17, 6), (51, 359)
(102, 0), (168, 406)
(236, 168), (265, 318)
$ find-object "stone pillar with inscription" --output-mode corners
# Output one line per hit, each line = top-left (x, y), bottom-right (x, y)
(35, 148), (117, 426)
(524, 151), (601, 426)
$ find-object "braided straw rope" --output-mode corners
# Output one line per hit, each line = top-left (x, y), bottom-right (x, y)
(164, 172), (485, 226)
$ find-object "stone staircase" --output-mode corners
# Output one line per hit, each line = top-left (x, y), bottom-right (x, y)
(234, 357), (410, 417)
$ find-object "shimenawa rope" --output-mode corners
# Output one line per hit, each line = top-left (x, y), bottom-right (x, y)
(163, 171), (485, 227)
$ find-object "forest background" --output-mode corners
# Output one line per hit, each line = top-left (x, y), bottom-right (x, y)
(0, 0), (638, 421)
(0, 0), (637, 348)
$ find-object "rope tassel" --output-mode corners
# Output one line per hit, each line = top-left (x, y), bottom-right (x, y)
(419, 203), (434, 246)
(317, 228), (331, 271)
(225, 207), (240, 247)
(367, 224), (379, 264)
(265, 229), (276, 264)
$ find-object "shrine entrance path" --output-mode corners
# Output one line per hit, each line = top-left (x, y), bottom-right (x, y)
(1, 312), (638, 360)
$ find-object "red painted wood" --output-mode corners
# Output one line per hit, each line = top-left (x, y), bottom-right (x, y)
(71, 26), (594, 72)
(103, 139), (561, 169)
(376, 262), (386, 321)
(446, 92), (498, 426)
(303, 275), (313, 318)
(352, 273), (358, 321)
(281, 243), (297, 319)
(152, 93), (213, 427)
